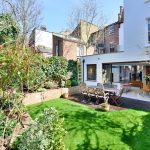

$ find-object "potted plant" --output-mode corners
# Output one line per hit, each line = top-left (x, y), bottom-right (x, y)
(62, 93), (68, 99)
(100, 96), (110, 111)
(144, 74), (150, 87)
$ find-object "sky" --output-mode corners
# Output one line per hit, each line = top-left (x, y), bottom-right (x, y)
(41, 0), (123, 32)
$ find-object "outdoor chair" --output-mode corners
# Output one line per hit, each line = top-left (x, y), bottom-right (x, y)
(97, 83), (104, 89)
(109, 88), (124, 106)
(87, 87), (96, 102)
(95, 88), (109, 104)
(80, 83), (88, 94)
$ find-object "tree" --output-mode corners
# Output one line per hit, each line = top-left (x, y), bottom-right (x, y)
(0, 13), (18, 44)
(1, 0), (42, 45)
(69, 0), (106, 55)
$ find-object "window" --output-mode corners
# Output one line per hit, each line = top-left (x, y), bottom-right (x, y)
(148, 19), (150, 42)
(87, 64), (96, 81)
(110, 43), (115, 52)
(109, 25), (115, 34)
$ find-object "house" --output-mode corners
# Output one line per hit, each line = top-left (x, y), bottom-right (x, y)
(71, 20), (99, 55)
(29, 27), (84, 60)
(89, 6), (124, 55)
(80, 0), (150, 87)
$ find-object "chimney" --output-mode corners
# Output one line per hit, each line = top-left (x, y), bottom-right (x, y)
(40, 25), (47, 31)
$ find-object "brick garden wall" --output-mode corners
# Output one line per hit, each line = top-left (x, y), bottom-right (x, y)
(23, 86), (81, 105)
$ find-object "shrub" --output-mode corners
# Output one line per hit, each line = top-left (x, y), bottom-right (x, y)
(44, 81), (59, 89)
(65, 80), (72, 87)
(67, 60), (78, 86)
(43, 56), (68, 85)
(0, 110), (16, 138)
(13, 108), (66, 150)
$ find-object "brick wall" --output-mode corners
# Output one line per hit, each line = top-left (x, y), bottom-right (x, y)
(62, 39), (77, 60)
(23, 86), (81, 105)
(104, 23), (120, 53)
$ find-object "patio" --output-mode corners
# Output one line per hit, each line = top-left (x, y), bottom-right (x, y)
(69, 93), (150, 111)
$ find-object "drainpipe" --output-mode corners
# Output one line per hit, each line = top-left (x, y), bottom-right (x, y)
(82, 59), (85, 83)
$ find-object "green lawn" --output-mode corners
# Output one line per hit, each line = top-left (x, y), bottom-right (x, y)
(27, 99), (150, 150)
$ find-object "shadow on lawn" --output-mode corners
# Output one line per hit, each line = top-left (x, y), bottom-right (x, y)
(62, 109), (150, 150)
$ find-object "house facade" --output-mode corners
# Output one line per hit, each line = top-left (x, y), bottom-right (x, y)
(80, 0), (150, 86)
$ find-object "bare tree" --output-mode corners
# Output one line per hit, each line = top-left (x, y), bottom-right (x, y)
(68, 0), (106, 55)
(1, 0), (42, 44)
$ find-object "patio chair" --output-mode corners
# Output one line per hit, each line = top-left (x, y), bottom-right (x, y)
(97, 83), (104, 89)
(95, 88), (109, 104)
(109, 87), (124, 106)
(80, 83), (88, 96)
(87, 87), (96, 102)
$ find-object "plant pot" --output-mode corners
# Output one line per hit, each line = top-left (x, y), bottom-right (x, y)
(100, 103), (110, 111)
(62, 93), (68, 99)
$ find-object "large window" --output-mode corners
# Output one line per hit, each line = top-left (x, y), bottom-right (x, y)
(87, 64), (97, 81)
(148, 19), (150, 42)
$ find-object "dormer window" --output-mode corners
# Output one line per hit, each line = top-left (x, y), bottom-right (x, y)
(148, 19), (150, 43)
(109, 24), (115, 34)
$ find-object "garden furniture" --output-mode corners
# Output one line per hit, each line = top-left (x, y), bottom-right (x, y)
(109, 88), (124, 106)
(95, 88), (109, 104)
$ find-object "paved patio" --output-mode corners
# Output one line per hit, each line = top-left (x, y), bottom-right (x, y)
(69, 93), (150, 111)
(122, 87), (150, 102)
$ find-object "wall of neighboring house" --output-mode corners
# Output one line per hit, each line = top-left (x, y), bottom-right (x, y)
(53, 35), (80, 60)
(63, 39), (78, 60)
(104, 23), (120, 53)
(35, 29), (53, 49)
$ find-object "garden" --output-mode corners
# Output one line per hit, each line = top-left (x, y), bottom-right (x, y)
(27, 99), (150, 150)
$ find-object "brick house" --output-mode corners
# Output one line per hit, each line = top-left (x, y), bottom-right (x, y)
(53, 33), (84, 60)
(89, 6), (124, 54)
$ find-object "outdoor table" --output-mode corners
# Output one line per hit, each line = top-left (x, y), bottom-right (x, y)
(121, 83), (132, 93)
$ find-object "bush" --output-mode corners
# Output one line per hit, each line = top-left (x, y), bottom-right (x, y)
(67, 60), (78, 86)
(65, 80), (71, 87)
(13, 108), (66, 150)
(44, 81), (58, 89)
(43, 57), (68, 85)
(0, 110), (16, 138)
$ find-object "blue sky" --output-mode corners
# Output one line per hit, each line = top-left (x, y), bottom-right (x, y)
(41, 0), (123, 32)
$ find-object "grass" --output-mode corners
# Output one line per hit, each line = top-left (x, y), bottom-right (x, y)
(27, 98), (150, 150)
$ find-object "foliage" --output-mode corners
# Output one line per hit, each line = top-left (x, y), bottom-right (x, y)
(65, 80), (72, 87)
(44, 81), (58, 89)
(0, 43), (44, 148)
(43, 56), (68, 84)
(0, 44), (44, 91)
(13, 108), (66, 150)
(0, 110), (16, 138)
(67, 60), (78, 86)
(144, 74), (150, 81)
(0, 13), (18, 44)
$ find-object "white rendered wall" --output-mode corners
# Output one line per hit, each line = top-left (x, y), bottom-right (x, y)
(124, 0), (150, 52)
(119, 23), (124, 51)
(35, 29), (53, 49)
